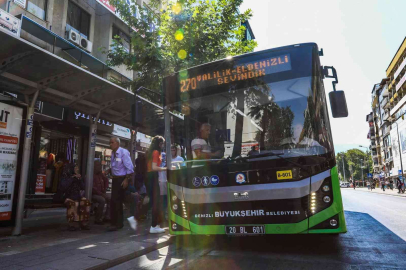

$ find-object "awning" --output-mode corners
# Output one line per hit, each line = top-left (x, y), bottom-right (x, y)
(0, 27), (135, 128)
(19, 15), (132, 81)
(0, 16), (184, 137)
(394, 92), (398, 99)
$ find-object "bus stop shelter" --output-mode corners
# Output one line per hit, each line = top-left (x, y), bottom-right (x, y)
(0, 18), (141, 235)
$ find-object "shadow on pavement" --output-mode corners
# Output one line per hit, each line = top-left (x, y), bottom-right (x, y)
(161, 211), (406, 270)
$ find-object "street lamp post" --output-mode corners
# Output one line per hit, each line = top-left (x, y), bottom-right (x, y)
(342, 155), (346, 182)
(360, 159), (364, 187)
(393, 122), (404, 184)
(359, 145), (369, 186)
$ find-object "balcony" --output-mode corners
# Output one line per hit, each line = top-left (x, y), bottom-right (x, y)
(382, 111), (390, 121)
(381, 97), (388, 108)
(371, 144), (377, 149)
(382, 125), (391, 137)
(386, 156), (393, 163)
(366, 112), (374, 123)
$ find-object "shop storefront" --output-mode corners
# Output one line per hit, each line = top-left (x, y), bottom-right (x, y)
(28, 107), (135, 195)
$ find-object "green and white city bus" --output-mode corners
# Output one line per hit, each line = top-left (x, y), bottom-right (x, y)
(161, 43), (348, 236)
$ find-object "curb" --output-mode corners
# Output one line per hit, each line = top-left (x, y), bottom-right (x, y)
(87, 235), (174, 270)
(349, 188), (406, 198)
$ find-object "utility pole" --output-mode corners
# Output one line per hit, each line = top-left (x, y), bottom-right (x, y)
(394, 122), (404, 184)
(342, 155), (346, 182)
(360, 159), (364, 187)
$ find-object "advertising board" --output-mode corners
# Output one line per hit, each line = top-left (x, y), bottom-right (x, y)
(0, 9), (21, 37)
(0, 103), (23, 221)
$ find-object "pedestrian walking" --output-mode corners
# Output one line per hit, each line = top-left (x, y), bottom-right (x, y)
(397, 177), (402, 193)
(381, 179), (386, 191)
(389, 179), (394, 190)
(146, 135), (167, 234)
(106, 137), (134, 231)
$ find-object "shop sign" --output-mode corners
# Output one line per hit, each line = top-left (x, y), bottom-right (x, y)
(73, 112), (112, 126)
(112, 124), (131, 139)
(0, 103), (23, 221)
(96, 0), (139, 25)
(0, 9), (21, 37)
(91, 128), (97, 147)
(35, 174), (46, 194)
(67, 111), (113, 133)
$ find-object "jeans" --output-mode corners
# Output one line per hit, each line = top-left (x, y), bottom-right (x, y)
(111, 177), (127, 227)
(92, 194), (111, 222)
(146, 172), (163, 227)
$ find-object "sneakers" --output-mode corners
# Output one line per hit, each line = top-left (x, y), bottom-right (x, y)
(149, 225), (165, 234)
(127, 216), (137, 231)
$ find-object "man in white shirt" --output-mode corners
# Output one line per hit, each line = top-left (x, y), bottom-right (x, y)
(191, 123), (221, 160)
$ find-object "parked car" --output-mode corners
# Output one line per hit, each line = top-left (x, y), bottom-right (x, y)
(340, 182), (350, 188)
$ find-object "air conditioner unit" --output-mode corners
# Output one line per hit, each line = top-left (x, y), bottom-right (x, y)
(68, 29), (80, 45)
(79, 36), (93, 53)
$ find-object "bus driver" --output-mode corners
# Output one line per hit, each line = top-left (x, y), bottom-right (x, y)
(191, 123), (221, 160)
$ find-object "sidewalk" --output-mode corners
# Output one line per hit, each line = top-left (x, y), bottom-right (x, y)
(0, 209), (172, 270)
(350, 186), (406, 197)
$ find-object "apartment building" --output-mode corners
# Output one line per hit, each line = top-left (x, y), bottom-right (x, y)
(368, 37), (406, 180)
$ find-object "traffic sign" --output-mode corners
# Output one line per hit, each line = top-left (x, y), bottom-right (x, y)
(367, 173), (372, 178)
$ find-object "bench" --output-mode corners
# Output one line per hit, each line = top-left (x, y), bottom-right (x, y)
(23, 196), (65, 218)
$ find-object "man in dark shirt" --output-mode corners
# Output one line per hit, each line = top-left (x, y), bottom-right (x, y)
(92, 160), (111, 224)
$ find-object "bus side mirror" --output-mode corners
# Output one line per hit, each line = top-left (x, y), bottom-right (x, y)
(329, 90), (348, 118)
(131, 100), (143, 127)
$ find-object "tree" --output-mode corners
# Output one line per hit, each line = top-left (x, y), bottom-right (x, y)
(104, 0), (257, 93)
(336, 149), (373, 182)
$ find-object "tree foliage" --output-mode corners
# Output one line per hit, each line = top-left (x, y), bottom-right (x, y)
(104, 0), (257, 93)
(336, 149), (373, 181)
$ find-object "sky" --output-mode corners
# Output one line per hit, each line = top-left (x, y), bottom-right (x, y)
(240, 0), (406, 154)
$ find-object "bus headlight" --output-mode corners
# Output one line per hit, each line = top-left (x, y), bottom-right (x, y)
(323, 196), (331, 203)
(330, 219), (338, 227)
(172, 195), (178, 202)
(173, 204), (178, 211)
(322, 185), (330, 192)
(172, 223), (177, 230)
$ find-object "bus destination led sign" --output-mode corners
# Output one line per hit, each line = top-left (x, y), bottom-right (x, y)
(179, 54), (292, 92)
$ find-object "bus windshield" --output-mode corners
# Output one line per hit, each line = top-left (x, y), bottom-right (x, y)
(164, 44), (334, 165)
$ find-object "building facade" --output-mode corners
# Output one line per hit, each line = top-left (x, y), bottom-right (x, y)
(368, 37), (406, 180)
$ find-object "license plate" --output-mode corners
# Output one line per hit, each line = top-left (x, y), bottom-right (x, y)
(225, 225), (265, 235)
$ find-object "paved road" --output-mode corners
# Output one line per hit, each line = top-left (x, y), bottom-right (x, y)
(111, 188), (406, 270)
(342, 188), (406, 241)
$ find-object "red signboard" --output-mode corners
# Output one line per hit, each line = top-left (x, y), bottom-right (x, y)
(35, 174), (46, 194)
(96, 0), (116, 13)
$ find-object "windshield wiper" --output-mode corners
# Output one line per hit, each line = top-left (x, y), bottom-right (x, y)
(233, 152), (311, 174)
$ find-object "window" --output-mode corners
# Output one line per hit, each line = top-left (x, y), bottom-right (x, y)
(143, 3), (156, 32)
(67, 1), (90, 38)
(19, 0), (47, 20)
(112, 25), (130, 53)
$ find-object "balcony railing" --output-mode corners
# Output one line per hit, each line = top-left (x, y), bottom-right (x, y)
(381, 97), (388, 108)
